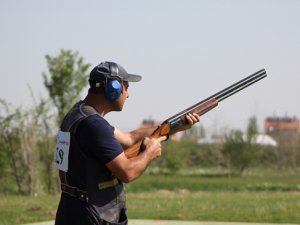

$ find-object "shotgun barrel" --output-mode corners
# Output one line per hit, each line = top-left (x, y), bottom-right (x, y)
(167, 69), (267, 131)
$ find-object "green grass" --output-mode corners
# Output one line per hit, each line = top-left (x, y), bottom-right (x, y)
(0, 171), (300, 225)
(127, 191), (300, 223)
(125, 170), (300, 192)
(0, 194), (59, 225)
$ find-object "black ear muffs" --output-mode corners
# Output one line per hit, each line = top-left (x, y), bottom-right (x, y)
(104, 62), (123, 101)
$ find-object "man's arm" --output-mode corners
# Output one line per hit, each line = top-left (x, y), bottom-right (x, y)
(114, 113), (200, 148)
(106, 136), (165, 183)
(109, 113), (200, 183)
(114, 126), (158, 148)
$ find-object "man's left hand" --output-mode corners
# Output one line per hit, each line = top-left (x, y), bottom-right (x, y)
(176, 113), (200, 132)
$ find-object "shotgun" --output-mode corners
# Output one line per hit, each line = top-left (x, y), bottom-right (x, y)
(124, 69), (267, 158)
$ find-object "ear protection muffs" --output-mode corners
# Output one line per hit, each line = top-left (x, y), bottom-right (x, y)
(104, 62), (123, 102)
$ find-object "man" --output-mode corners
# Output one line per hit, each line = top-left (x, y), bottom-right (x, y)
(54, 61), (200, 225)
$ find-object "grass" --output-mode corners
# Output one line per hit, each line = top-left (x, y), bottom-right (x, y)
(0, 194), (59, 225)
(125, 170), (300, 192)
(127, 191), (300, 223)
(0, 170), (299, 225)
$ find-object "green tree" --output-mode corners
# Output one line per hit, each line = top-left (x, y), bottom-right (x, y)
(0, 96), (57, 195)
(42, 49), (90, 125)
(36, 101), (58, 194)
(222, 116), (259, 174)
(223, 130), (246, 173)
(246, 116), (258, 143)
(28, 93), (58, 194)
(0, 100), (24, 193)
(0, 99), (41, 195)
(163, 141), (189, 173)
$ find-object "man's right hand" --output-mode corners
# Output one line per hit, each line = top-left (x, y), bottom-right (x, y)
(143, 136), (167, 161)
(106, 136), (167, 183)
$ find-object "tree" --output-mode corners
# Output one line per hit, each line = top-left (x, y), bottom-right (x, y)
(222, 116), (259, 174)
(163, 141), (188, 173)
(42, 49), (90, 125)
(0, 96), (58, 195)
(223, 130), (246, 173)
(0, 99), (41, 195)
(36, 100), (58, 194)
(246, 116), (258, 143)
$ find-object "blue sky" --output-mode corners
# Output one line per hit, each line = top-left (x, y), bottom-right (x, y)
(0, 0), (299, 133)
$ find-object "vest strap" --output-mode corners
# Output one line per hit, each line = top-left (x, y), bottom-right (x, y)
(61, 183), (89, 202)
(98, 178), (120, 190)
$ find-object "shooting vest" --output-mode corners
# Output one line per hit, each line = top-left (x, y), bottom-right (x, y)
(56, 101), (127, 224)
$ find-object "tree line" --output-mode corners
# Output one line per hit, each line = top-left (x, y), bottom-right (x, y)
(0, 50), (299, 196)
(0, 50), (90, 195)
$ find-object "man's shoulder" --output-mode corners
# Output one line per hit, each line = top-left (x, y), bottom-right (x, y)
(78, 114), (114, 133)
(84, 114), (107, 124)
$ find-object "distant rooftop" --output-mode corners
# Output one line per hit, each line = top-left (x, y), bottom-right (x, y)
(264, 116), (299, 131)
(265, 116), (298, 123)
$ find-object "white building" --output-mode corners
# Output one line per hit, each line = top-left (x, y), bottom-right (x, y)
(197, 133), (277, 147)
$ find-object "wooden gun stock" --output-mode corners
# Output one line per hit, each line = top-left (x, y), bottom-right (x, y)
(124, 123), (171, 158)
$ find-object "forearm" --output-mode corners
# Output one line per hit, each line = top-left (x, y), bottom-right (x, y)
(128, 126), (158, 144)
(115, 126), (158, 148)
(107, 137), (164, 183)
(106, 150), (152, 183)
(123, 151), (152, 182)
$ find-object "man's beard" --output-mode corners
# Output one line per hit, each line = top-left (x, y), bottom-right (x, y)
(112, 100), (124, 111)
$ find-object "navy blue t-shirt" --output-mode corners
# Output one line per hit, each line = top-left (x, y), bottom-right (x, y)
(75, 114), (124, 164)
(55, 114), (126, 225)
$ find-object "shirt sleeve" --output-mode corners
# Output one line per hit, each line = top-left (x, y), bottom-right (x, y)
(75, 115), (124, 164)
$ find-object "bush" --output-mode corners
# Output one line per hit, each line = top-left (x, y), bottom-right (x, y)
(163, 141), (189, 172)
